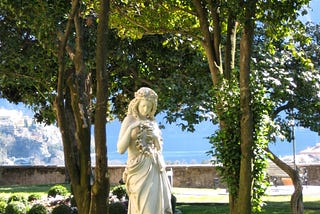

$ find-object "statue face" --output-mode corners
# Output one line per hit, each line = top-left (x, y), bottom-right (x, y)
(138, 99), (153, 119)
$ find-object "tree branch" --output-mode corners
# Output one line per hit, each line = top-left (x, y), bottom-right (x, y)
(272, 102), (293, 120)
(193, 0), (220, 85)
(224, 15), (237, 80)
(207, 0), (221, 67)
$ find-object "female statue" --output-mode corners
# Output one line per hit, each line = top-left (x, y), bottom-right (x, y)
(117, 87), (172, 214)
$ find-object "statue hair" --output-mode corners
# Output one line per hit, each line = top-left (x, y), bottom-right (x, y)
(127, 87), (158, 120)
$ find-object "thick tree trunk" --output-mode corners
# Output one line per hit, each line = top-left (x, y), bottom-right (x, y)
(55, 75), (92, 214)
(54, 0), (108, 213)
(267, 148), (304, 214)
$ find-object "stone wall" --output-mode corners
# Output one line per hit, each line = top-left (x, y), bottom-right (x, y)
(167, 165), (222, 188)
(299, 164), (320, 185)
(0, 164), (319, 187)
(0, 166), (66, 186)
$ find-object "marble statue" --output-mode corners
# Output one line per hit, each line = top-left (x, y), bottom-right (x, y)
(117, 87), (172, 214)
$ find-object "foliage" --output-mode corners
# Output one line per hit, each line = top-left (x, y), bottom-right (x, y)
(171, 194), (177, 213)
(4, 201), (26, 214)
(51, 204), (72, 214)
(0, 0), (213, 127)
(208, 78), (241, 197)
(27, 194), (42, 202)
(7, 196), (25, 205)
(106, 31), (213, 128)
(70, 196), (77, 208)
(252, 22), (320, 136)
(109, 202), (127, 214)
(28, 204), (48, 214)
(0, 0), (65, 125)
(250, 78), (274, 212)
(0, 201), (7, 214)
(47, 185), (69, 198)
(111, 185), (126, 200)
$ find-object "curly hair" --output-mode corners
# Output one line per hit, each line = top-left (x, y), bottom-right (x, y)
(127, 87), (158, 120)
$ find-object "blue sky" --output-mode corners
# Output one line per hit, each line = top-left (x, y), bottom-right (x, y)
(302, 0), (319, 23)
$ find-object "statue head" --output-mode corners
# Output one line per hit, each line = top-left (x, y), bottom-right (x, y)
(128, 87), (158, 120)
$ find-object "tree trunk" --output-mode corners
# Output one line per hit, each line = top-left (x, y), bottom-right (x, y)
(267, 148), (304, 214)
(193, 1), (258, 213)
(54, 1), (91, 213)
(90, 0), (110, 213)
(236, 1), (256, 213)
(55, 70), (92, 214)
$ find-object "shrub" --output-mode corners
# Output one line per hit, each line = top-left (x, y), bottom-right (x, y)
(7, 195), (25, 204)
(171, 194), (176, 213)
(28, 204), (48, 214)
(47, 185), (69, 198)
(0, 201), (7, 214)
(5, 201), (26, 214)
(51, 204), (72, 214)
(109, 202), (126, 214)
(0, 196), (7, 203)
(27, 194), (41, 202)
(69, 196), (76, 208)
(70, 207), (77, 214)
(111, 185), (126, 200)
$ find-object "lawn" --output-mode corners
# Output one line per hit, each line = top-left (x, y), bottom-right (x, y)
(176, 201), (320, 214)
(0, 184), (319, 213)
(173, 187), (320, 213)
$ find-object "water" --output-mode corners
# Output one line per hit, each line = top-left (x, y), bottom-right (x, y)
(107, 150), (212, 165)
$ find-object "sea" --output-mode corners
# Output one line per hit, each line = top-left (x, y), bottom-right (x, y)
(106, 116), (320, 165)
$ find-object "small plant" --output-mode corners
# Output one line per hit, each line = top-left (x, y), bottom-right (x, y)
(111, 185), (126, 200)
(27, 194), (41, 202)
(51, 204), (72, 214)
(0, 201), (7, 214)
(47, 185), (69, 198)
(28, 204), (48, 214)
(4, 201), (26, 214)
(109, 202), (127, 214)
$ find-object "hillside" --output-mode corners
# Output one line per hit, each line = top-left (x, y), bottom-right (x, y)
(0, 108), (64, 165)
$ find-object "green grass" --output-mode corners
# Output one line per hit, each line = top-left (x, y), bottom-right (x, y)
(177, 203), (229, 214)
(177, 201), (320, 214)
(172, 187), (320, 213)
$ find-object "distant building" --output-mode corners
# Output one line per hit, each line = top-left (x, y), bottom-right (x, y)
(280, 142), (320, 164)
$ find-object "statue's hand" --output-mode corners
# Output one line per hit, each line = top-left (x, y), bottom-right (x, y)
(129, 120), (141, 130)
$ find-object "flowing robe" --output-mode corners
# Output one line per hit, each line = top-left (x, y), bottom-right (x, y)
(123, 121), (172, 214)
